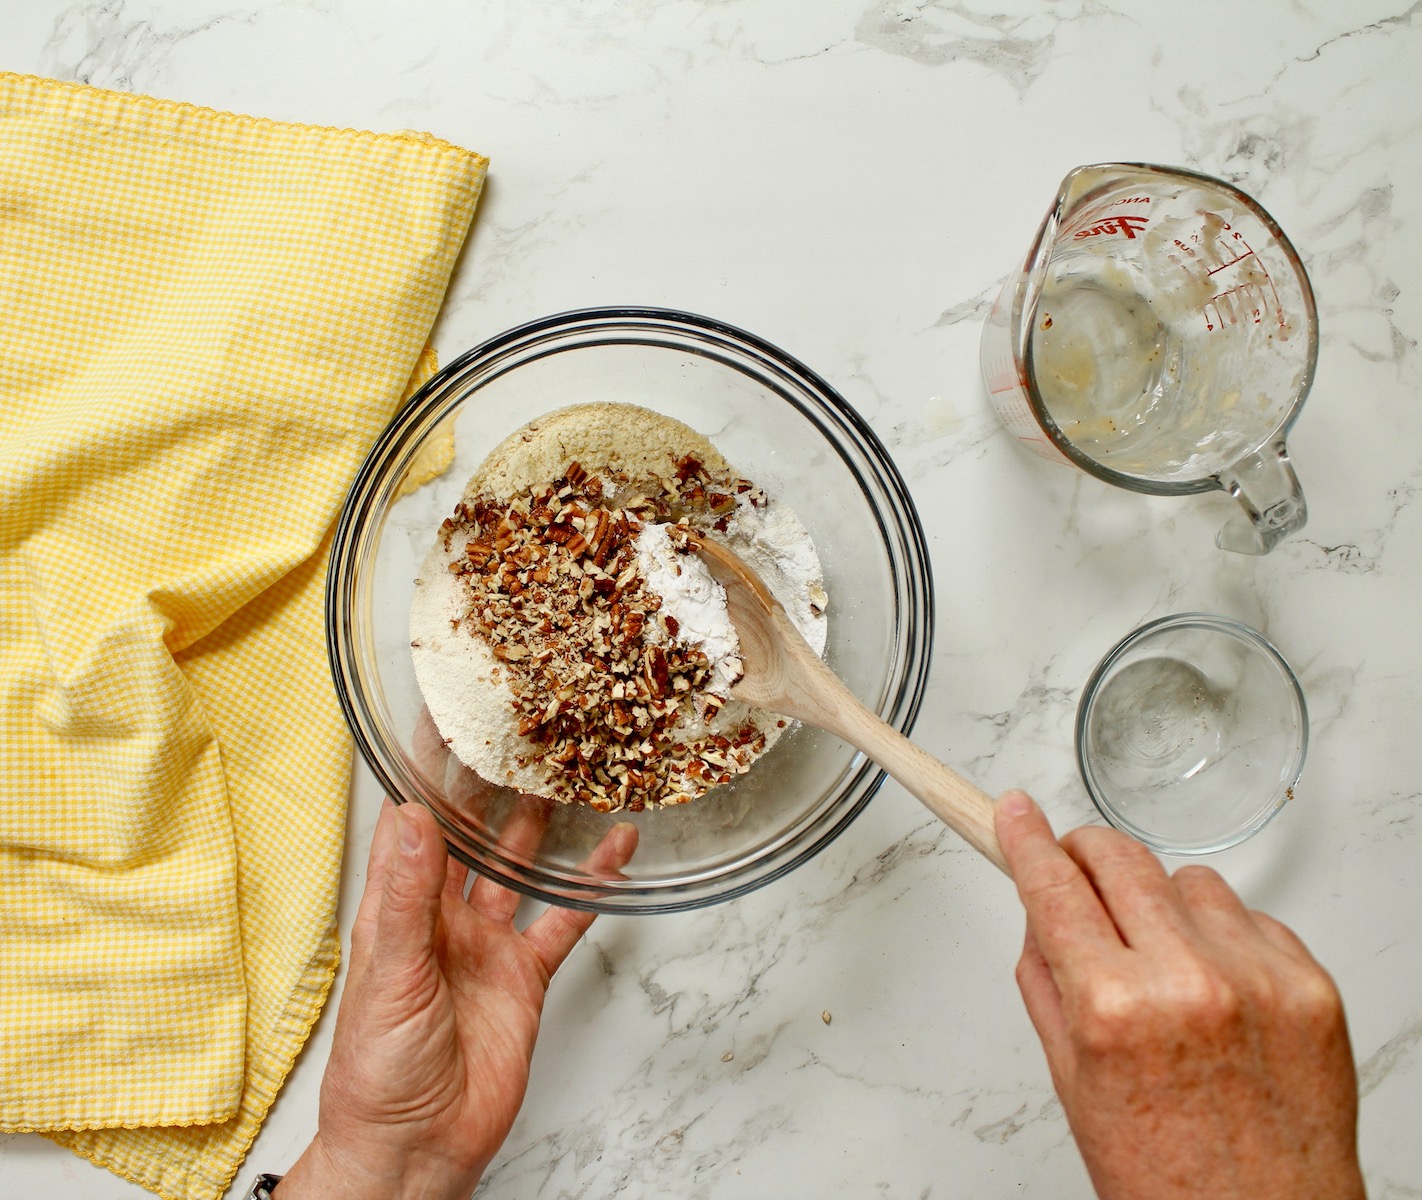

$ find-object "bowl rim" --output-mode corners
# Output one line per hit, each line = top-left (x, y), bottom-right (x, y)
(1074, 610), (1308, 856)
(326, 305), (935, 911)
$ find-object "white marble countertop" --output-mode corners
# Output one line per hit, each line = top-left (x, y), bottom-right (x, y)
(4, 2), (1420, 1197)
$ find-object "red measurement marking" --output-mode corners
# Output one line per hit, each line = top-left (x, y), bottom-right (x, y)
(1186, 222), (1290, 333)
(1206, 242), (1256, 276)
(1203, 281), (1283, 332)
(985, 355), (1029, 395)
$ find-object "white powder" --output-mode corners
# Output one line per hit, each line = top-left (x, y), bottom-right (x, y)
(410, 539), (533, 791)
(629, 494), (830, 757)
(630, 490), (829, 802)
(723, 494), (828, 654)
(634, 522), (742, 695)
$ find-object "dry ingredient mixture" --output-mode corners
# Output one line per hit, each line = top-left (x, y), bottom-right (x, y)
(409, 404), (827, 814)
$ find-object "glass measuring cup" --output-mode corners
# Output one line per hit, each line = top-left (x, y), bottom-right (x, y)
(981, 163), (1317, 555)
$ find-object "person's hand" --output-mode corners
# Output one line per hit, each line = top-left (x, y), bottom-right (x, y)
(280, 800), (638, 1200)
(994, 789), (1365, 1200)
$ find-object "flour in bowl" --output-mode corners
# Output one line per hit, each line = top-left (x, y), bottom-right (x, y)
(409, 403), (826, 813)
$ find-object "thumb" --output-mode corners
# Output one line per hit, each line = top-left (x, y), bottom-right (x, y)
(372, 804), (448, 969)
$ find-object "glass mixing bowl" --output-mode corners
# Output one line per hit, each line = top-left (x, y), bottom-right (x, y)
(327, 307), (932, 912)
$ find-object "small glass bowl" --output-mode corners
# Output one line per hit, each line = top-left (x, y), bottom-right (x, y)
(326, 307), (933, 912)
(1076, 613), (1308, 855)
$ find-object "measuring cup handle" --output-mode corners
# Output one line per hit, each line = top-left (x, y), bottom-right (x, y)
(1216, 440), (1307, 555)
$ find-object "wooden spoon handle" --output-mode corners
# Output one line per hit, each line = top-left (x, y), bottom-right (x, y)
(787, 665), (1008, 874)
(709, 550), (1009, 874)
(847, 710), (1008, 874)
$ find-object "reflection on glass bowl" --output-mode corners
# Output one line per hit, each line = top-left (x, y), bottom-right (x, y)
(326, 308), (933, 913)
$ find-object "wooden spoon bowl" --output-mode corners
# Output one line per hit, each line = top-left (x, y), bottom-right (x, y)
(694, 535), (1007, 874)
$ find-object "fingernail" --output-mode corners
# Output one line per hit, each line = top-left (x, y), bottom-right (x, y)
(999, 790), (1034, 817)
(396, 806), (421, 855)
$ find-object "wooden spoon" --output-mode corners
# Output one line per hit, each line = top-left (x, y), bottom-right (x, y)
(694, 536), (1008, 874)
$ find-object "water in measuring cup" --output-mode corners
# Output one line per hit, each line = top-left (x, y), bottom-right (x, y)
(1029, 215), (1301, 484)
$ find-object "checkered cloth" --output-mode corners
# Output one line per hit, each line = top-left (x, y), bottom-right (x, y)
(0, 72), (484, 1199)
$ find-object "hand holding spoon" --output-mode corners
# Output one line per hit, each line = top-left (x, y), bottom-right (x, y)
(694, 536), (1008, 874)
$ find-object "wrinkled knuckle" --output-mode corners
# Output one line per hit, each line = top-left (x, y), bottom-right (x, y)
(1240, 967), (1282, 1012)
(371, 958), (438, 1011)
(1174, 965), (1243, 1031)
(1099, 841), (1157, 875)
(1073, 981), (1140, 1054)
(1021, 860), (1080, 908)
(1288, 966), (1345, 1025)
(378, 874), (425, 916)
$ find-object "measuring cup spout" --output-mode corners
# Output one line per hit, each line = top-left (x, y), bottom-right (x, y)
(1215, 440), (1307, 555)
(1019, 166), (1135, 330)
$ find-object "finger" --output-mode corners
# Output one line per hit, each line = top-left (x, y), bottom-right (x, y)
(995, 791), (1122, 973)
(449, 761), (499, 812)
(409, 704), (485, 889)
(582, 820), (640, 881)
(351, 799), (402, 966)
(1247, 908), (1319, 966)
(1171, 864), (1261, 946)
(468, 795), (551, 925)
(523, 822), (639, 978)
(368, 804), (449, 990)
(425, 766), (498, 851)
(522, 904), (597, 983)
(411, 706), (452, 778)
(1060, 825), (1194, 950)
(443, 853), (471, 905)
(1016, 923), (1071, 1069)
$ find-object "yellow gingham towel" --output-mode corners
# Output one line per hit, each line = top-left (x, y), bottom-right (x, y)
(0, 73), (485, 1198)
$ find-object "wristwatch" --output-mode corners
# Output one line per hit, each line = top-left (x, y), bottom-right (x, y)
(248, 1173), (283, 1199)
